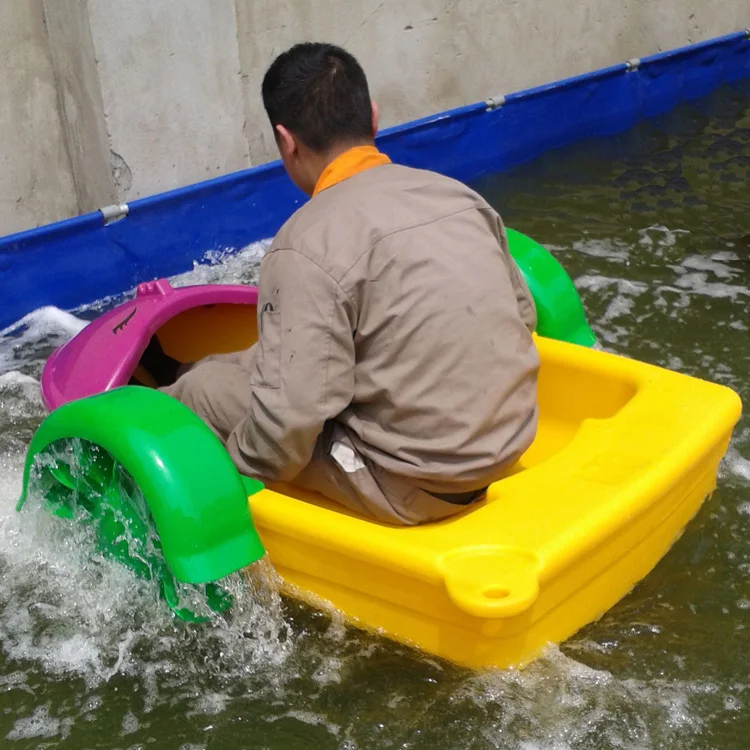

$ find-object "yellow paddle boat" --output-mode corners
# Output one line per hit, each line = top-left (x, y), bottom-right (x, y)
(18, 255), (742, 670)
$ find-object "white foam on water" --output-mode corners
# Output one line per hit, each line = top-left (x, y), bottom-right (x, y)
(169, 239), (271, 288)
(0, 305), (88, 342)
(575, 275), (648, 297)
(572, 238), (631, 263)
(0, 378), (50, 487)
(189, 692), (230, 716)
(0, 371), (38, 386)
(0, 306), (88, 376)
(0, 670), (34, 696)
(724, 695), (743, 712)
(385, 694), (406, 709)
(721, 447), (750, 482)
(464, 645), (707, 749)
(655, 251), (750, 310)
(0, 448), (296, 711)
(121, 710), (140, 735)
(600, 242), (750, 337)
(601, 295), (635, 323)
(679, 254), (738, 280)
(5, 705), (72, 741)
(264, 709), (341, 739)
(638, 225), (691, 250)
(665, 355), (684, 372)
(311, 655), (344, 686)
(1, 485), (166, 686)
(671, 273), (750, 300)
(709, 251), (740, 263)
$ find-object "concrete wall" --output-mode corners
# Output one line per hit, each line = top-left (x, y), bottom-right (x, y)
(1, 0), (749, 235)
(88, 0), (249, 201)
(0, 2), (78, 234)
(41, 0), (117, 212)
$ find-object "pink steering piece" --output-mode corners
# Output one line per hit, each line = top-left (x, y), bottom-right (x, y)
(41, 279), (258, 411)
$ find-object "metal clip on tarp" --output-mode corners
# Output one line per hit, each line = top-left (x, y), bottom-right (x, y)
(99, 203), (129, 226)
(485, 95), (506, 111)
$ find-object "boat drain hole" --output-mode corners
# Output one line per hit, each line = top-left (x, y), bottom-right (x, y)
(482, 586), (510, 600)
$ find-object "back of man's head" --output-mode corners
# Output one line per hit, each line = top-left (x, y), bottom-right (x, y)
(262, 43), (374, 153)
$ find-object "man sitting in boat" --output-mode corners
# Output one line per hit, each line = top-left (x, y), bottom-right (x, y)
(163, 42), (540, 525)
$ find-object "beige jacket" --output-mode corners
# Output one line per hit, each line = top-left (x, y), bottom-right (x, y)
(228, 164), (540, 493)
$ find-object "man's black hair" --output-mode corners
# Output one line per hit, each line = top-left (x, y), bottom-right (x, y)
(262, 42), (374, 152)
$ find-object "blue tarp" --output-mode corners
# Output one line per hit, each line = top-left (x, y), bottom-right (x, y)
(1, 30), (748, 329)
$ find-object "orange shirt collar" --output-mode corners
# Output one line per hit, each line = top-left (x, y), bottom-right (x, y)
(312, 145), (391, 197)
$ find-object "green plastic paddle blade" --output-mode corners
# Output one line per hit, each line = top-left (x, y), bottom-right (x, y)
(18, 386), (266, 584)
(507, 228), (597, 347)
(30, 437), (237, 623)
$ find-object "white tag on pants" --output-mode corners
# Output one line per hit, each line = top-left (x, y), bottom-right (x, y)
(330, 440), (366, 473)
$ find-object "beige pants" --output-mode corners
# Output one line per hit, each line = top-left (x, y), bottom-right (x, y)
(162, 348), (478, 526)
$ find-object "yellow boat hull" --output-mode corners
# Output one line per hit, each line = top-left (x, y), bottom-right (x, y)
(245, 336), (741, 669)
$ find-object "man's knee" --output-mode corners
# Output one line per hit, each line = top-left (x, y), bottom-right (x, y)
(161, 363), (236, 440)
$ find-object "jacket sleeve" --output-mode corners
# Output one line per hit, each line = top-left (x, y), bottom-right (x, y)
(226, 247), (356, 482)
(508, 245), (538, 334)
(492, 211), (537, 333)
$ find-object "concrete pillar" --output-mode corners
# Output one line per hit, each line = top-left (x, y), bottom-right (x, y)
(86, 0), (250, 202)
(0, 2), (78, 235)
(42, 0), (117, 213)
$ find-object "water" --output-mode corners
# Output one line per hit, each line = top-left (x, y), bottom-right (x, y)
(1, 81), (749, 748)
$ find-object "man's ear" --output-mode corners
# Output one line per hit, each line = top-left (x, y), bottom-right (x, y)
(371, 101), (379, 137)
(275, 124), (297, 159)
